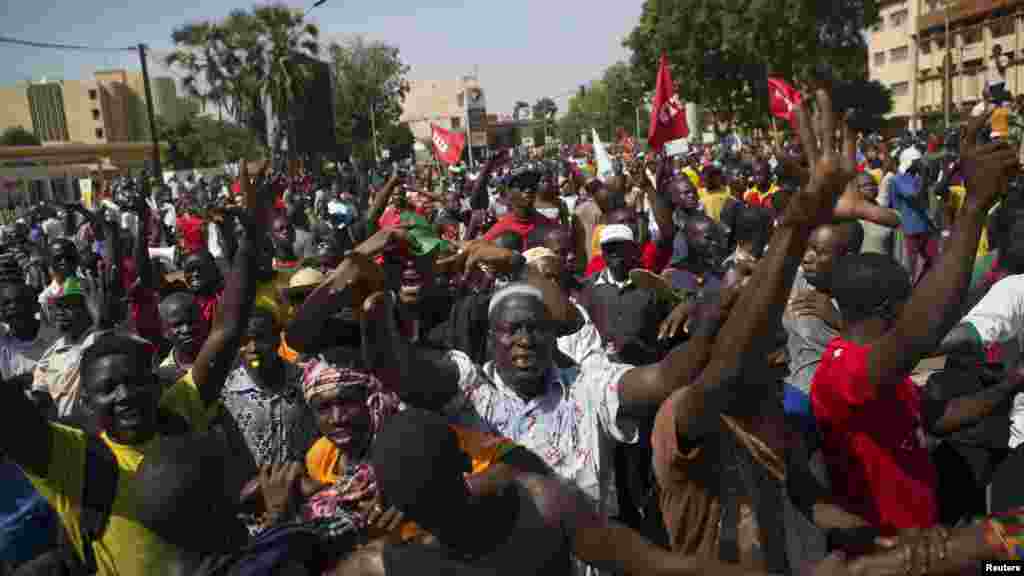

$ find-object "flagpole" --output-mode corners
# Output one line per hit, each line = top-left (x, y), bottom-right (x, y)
(770, 116), (781, 148)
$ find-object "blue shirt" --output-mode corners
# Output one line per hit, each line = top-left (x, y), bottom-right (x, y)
(0, 460), (57, 564)
(888, 173), (932, 235)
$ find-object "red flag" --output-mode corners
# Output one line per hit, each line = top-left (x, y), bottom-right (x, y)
(647, 55), (688, 151)
(431, 124), (466, 165)
(767, 77), (803, 128)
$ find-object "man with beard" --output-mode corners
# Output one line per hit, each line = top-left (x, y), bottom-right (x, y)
(781, 223), (863, 427)
(663, 214), (726, 296)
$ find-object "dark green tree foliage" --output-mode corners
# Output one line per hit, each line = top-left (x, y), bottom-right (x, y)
(0, 126), (41, 146)
(157, 112), (264, 170)
(624, 0), (881, 129)
(328, 36), (410, 163)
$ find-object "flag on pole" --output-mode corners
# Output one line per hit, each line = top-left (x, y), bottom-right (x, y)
(431, 124), (466, 165)
(592, 129), (614, 182)
(767, 77), (802, 129)
(648, 54), (688, 151)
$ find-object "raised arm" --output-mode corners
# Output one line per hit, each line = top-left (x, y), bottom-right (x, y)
(669, 88), (859, 442)
(0, 375), (52, 476)
(469, 149), (508, 211)
(361, 291), (460, 410)
(191, 159), (268, 407)
(867, 113), (1018, 395)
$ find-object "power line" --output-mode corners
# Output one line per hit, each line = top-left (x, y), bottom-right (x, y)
(0, 35), (136, 53)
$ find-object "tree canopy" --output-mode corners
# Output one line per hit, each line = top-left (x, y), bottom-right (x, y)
(328, 36), (410, 164)
(165, 3), (320, 149)
(0, 126), (41, 147)
(624, 0), (881, 129)
(157, 111), (264, 170)
(558, 61), (650, 145)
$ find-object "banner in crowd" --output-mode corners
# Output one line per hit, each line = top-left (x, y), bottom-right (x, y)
(431, 124), (466, 165)
(648, 54), (689, 151)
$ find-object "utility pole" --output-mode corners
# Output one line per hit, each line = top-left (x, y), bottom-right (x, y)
(944, 2), (951, 128)
(138, 44), (163, 180)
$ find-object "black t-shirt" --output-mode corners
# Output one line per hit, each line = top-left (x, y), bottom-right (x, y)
(382, 483), (572, 576)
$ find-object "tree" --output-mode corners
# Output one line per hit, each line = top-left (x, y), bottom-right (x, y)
(0, 126), (41, 146)
(157, 111), (264, 170)
(165, 3), (320, 150)
(328, 36), (410, 164)
(624, 0), (881, 129)
(381, 122), (415, 162)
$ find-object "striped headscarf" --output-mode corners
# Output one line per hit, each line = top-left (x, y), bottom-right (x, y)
(301, 358), (402, 532)
(301, 359), (401, 436)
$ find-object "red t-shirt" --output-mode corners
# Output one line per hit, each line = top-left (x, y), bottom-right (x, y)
(176, 214), (205, 255)
(810, 338), (938, 531)
(583, 241), (671, 277)
(482, 212), (556, 242)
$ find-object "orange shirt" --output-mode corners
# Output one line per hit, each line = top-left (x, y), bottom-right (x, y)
(305, 426), (516, 540)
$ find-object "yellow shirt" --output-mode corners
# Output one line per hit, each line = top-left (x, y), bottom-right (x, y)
(682, 166), (700, 189)
(24, 376), (214, 576)
(699, 188), (732, 223)
(947, 185), (991, 256)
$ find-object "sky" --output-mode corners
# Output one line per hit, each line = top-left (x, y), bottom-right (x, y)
(1, 0), (644, 116)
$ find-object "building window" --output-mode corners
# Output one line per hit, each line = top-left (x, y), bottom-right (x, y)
(991, 17), (1014, 38)
(891, 81), (910, 96)
(95, 128), (104, 139)
(935, 35), (946, 50)
(890, 9), (908, 28)
(874, 51), (886, 67)
(920, 40), (932, 55)
(963, 26), (982, 45)
(890, 45), (909, 63)
(91, 108), (100, 120)
(451, 117), (461, 130)
(88, 89), (97, 100)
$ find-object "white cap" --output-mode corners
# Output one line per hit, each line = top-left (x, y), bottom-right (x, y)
(898, 147), (922, 174)
(599, 224), (635, 246)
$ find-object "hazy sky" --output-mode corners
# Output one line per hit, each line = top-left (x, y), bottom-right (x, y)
(1, 0), (644, 115)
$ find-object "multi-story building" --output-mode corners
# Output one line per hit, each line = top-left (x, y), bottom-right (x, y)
(400, 75), (487, 147)
(0, 69), (198, 145)
(868, 0), (1024, 130)
(916, 0), (1024, 127)
(869, 0), (920, 128)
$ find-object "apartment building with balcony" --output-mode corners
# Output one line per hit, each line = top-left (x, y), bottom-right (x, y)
(868, 0), (1024, 130)
(916, 0), (1024, 126)
(0, 70), (198, 146)
(869, 0), (920, 129)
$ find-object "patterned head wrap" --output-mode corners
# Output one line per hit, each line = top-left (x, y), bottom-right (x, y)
(301, 359), (401, 435)
(301, 358), (403, 534)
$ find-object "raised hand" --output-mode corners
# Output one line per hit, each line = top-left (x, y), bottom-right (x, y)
(782, 88), (859, 229)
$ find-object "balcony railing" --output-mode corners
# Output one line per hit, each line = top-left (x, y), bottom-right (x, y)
(918, 0), (1024, 32)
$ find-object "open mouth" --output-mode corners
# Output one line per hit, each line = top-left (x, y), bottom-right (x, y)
(115, 406), (142, 426)
(510, 351), (538, 370)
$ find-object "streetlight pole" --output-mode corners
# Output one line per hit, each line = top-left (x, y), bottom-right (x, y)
(303, 0), (327, 17)
(138, 44), (162, 180)
(944, 0), (951, 128)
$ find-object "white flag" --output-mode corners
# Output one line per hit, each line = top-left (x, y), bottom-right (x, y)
(592, 129), (614, 182)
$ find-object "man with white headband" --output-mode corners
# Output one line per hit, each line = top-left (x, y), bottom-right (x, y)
(362, 247), (723, 574)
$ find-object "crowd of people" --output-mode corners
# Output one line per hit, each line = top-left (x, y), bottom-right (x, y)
(3, 83), (1024, 576)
